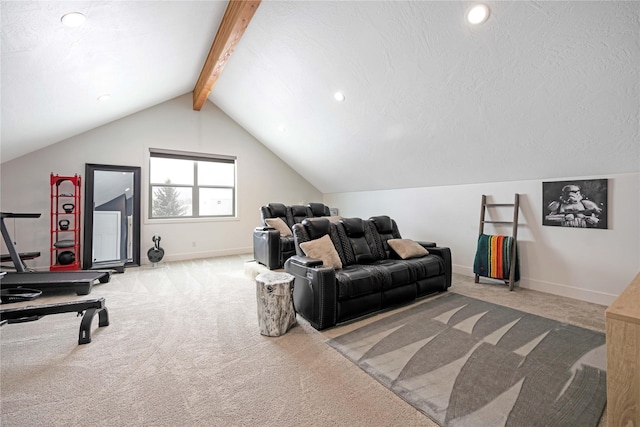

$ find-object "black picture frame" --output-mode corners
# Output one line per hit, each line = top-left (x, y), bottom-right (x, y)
(542, 179), (608, 229)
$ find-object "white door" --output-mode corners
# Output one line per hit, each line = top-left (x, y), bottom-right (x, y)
(93, 211), (121, 262)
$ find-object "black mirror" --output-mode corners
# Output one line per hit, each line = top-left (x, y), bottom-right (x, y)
(83, 163), (141, 270)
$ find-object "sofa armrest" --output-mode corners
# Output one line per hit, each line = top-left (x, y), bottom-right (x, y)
(416, 240), (437, 248)
(427, 246), (452, 289)
(285, 256), (337, 330)
(253, 228), (281, 270)
(288, 255), (323, 268)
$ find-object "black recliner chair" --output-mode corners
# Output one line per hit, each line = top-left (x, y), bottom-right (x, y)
(253, 202), (331, 269)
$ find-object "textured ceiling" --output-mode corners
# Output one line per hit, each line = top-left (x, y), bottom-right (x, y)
(1, 1), (227, 162)
(2, 1), (639, 194)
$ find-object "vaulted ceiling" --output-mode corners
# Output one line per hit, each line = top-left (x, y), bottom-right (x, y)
(2, 1), (638, 193)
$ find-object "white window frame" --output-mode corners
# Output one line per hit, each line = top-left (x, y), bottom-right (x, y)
(148, 148), (237, 220)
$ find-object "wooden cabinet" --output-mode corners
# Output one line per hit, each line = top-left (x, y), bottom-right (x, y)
(50, 174), (81, 271)
(605, 272), (640, 427)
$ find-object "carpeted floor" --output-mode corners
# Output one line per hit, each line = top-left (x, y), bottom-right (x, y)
(0, 255), (608, 426)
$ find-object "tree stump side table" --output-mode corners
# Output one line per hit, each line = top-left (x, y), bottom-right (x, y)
(255, 272), (296, 337)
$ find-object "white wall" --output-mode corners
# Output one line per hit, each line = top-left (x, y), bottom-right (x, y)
(324, 173), (639, 306)
(2, 93), (636, 308)
(0, 94), (322, 267)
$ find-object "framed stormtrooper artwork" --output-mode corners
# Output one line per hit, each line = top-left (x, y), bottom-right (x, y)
(542, 179), (608, 229)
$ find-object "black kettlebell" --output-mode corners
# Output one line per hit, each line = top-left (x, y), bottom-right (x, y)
(147, 234), (165, 263)
(57, 251), (75, 265)
(62, 203), (74, 213)
(59, 219), (70, 230)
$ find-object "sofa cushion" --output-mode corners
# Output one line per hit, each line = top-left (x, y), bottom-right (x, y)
(281, 235), (296, 253)
(369, 216), (402, 258)
(335, 265), (382, 300)
(303, 218), (331, 239)
(308, 202), (328, 217)
(290, 205), (311, 224)
(388, 239), (429, 259)
(370, 215), (394, 234)
(300, 234), (342, 269)
(399, 255), (444, 282)
(327, 222), (347, 266)
(371, 259), (411, 290)
(341, 218), (375, 264)
(265, 217), (292, 237)
(268, 203), (287, 218)
(365, 221), (388, 260)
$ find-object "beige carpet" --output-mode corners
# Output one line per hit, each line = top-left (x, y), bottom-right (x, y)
(1, 256), (607, 426)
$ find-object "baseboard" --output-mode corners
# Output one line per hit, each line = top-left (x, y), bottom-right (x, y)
(453, 264), (617, 307)
(20, 248), (253, 269)
(141, 247), (253, 265)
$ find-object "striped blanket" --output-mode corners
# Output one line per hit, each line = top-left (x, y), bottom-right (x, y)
(473, 234), (520, 281)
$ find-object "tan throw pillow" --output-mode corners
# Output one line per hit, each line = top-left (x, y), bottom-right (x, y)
(387, 239), (429, 259)
(325, 215), (343, 223)
(299, 235), (342, 269)
(265, 217), (292, 237)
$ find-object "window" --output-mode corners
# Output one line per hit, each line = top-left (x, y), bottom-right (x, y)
(149, 149), (236, 219)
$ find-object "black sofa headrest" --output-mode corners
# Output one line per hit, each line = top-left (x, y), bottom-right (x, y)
(308, 203), (327, 217)
(302, 218), (331, 240)
(268, 203), (287, 217)
(341, 217), (366, 237)
(290, 205), (309, 217)
(370, 216), (393, 233)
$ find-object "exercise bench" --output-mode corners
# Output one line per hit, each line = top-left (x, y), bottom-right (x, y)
(0, 297), (109, 344)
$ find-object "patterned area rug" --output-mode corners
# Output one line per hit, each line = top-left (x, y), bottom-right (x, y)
(328, 293), (607, 427)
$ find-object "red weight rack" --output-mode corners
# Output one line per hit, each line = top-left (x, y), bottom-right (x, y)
(50, 174), (81, 271)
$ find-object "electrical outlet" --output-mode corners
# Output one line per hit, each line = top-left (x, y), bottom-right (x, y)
(192, 241), (196, 247)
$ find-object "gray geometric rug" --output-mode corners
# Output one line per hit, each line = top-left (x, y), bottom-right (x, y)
(328, 293), (607, 427)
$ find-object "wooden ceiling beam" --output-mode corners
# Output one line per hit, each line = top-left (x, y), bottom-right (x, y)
(193, 0), (261, 111)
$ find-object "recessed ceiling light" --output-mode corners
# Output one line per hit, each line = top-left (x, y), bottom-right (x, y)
(97, 94), (111, 102)
(61, 12), (86, 27)
(467, 4), (490, 25)
(277, 125), (286, 132)
(334, 92), (345, 102)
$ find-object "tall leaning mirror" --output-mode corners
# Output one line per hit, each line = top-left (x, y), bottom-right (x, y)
(83, 164), (141, 270)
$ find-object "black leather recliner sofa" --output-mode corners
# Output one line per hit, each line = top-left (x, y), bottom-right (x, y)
(284, 215), (452, 330)
(253, 202), (331, 269)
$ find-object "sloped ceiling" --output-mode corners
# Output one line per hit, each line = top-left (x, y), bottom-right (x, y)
(2, 1), (639, 194)
(1, 1), (228, 161)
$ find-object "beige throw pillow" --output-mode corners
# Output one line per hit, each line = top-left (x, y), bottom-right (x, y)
(265, 217), (292, 237)
(299, 235), (342, 269)
(387, 239), (429, 259)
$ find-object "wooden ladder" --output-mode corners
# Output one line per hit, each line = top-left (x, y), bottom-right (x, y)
(475, 193), (520, 290)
